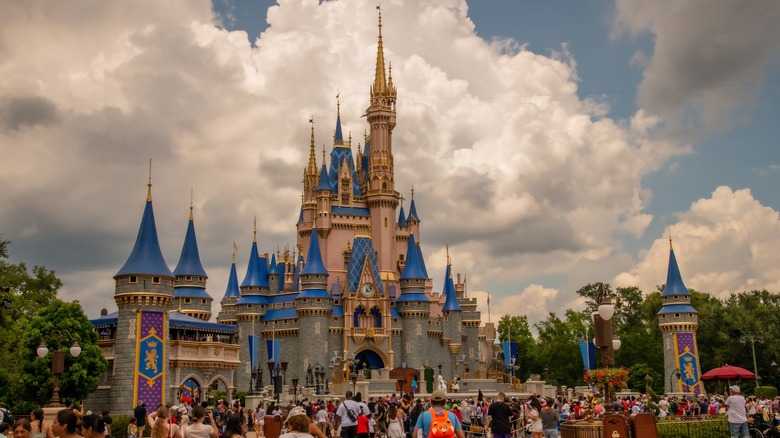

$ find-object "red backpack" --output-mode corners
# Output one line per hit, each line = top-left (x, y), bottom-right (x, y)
(428, 409), (455, 438)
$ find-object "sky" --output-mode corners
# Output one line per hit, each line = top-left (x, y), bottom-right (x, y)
(2, 0), (780, 327)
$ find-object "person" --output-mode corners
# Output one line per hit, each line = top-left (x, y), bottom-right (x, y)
(486, 393), (513, 438)
(436, 376), (447, 393)
(385, 405), (405, 438)
(12, 420), (31, 438)
(527, 398), (543, 438)
(368, 414), (376, 438)
(0, 403), (12, 426)
(82, 414), (107, 438)
(101, 410), (113, 437)
(185, 406), (217, 438)
(356, 412), (369, 438)
(539, 399), (560, 438)
(151, 406), (182, 438)
(315, 405), (328, 434)
(280, 407), (313, 438)
(127, 419), (139, 438)
(255, 403), (266, 438)
(411, 378), (418, 396)
(64, 402), (83, 420)
(221, 414), (244, 438)
(725, 385), (749, 438)
(412, 390), (464, 438)
(29, 409), (48, 438)
(334, 391), (361, 438)
(451, 378), (460, 394)
(135, 402), (148, 438)
(1, 423), (10, 438)
(50, 410), (81, 438)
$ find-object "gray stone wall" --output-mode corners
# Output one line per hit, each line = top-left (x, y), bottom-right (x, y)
(112, 307), (139, 413)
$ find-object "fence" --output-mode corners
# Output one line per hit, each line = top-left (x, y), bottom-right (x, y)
(561, 417), (729, 438)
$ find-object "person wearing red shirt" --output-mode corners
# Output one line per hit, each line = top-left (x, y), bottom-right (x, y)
(357, 412), (370, 438)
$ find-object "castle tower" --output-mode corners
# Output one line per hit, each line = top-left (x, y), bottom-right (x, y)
(455, 273), (482, 365)
(235, 223), (270, 391)
(406, 190), (421, 239)
(300, 124), (318, 230)
(216, 246), (240, 324)
(396, 233), (430, 369)
(112, 178), (174, 412)
(173, 204), (213, 321)
(365, 10), (400, 279)
(441, 257), (463, 365)
(658, 238), (703, 395)
(294, 228), (332, 378)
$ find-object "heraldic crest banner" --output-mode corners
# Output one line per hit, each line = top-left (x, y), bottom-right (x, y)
(674, 332), (702, 395)
(134, 311), (166, 407)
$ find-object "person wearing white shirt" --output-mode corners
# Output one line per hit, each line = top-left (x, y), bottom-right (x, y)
(725, 386), (748, 438)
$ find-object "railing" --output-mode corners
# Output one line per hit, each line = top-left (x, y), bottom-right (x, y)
(560, 422), (603, 438)
(168, 340), (241, 367)
(487, 370), (523, 390)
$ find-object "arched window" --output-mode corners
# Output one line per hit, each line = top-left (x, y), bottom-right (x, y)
(354, 306), (365, 328)
(371, 307), (382, 328)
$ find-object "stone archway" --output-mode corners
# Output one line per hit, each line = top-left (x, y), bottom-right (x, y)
(207, 374), (233, 402)
(353, 346), (388, 378)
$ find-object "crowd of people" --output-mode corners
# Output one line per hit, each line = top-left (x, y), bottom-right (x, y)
(3, 385), (780, 438)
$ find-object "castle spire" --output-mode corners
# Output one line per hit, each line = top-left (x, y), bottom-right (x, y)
(373, 7), (387, 94)
(335, 93), (344, 144)
(308, 118), (317, 175)
(173, 202), (207, 278)
(147, 159), (153, 202)
(661, 240), (690, 297)
(442, 260), (461, 312)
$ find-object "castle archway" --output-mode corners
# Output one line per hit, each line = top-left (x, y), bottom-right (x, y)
(354, 347), (386, 371)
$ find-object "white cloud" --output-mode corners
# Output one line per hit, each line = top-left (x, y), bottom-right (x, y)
(615, 186), (780, 297)
(0, 0), (694, 321)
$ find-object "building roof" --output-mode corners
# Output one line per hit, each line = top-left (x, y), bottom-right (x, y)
(391, 307), (401, 318)
(416, 242), (429, 278)
(395, 292), (430, 303)
(657, 304), (698, 315)
(262, 307), (298, 321)
(241, 241), (268, 288)
(661, 247), (690, 297)
(223, 261), (241, 299)
(400, 233), (426, 280)
(317, 164), (331, 191)
(328, 147), (361, 195)
(407, 199), (421, 222)
(90, 311), (236, 334)
(441, 263), (461, 311)
(235, 295), (270, 305)
(115, 199), (173, 278)
(266, 293), (298, 305)
(397, 206), (407, 228)
(301, 228), (328, 275)
(347, 237), (384, 293)
(174, 287), (212, 299)
(296, 288), (331, 299)
(173, 217), (207, 278)
(331, 305), (344, 317)
(332, 206), (370, 217)
(335, 110), (344, 144)
(268, 254), (278, 275)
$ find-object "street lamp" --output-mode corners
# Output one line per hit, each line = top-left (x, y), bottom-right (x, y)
(281, 361), (289, 386)
(291, 377), (299, 403)
(593, 284), (618, 413)
(740, 333), (763, 387)
(36, 332), (82, 407)
(669, 369), (681, 393)
(251, 366), (263, 394)
(351, 373), (358, 394)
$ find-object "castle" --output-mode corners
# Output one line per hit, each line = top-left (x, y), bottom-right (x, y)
(89, 11), (494, 412)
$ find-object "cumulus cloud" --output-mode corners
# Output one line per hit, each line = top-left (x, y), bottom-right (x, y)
(613, 0), (780, 131)
(1, 0), (691, 320)
(614, 186), (780, 297)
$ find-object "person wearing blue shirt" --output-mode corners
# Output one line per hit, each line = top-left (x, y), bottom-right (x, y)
(412, 391), (464, 438)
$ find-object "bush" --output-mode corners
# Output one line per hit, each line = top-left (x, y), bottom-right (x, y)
(111, 416), (131, 438)
(657, 417), (728, 438)
(755, 386), (777, 399)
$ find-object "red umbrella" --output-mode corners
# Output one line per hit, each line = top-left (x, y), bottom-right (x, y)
(700, 364), (755, 381)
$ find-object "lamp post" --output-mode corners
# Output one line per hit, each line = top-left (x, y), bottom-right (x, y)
(351, 372), (358, 394)
(36, 331), (82, 407)
(669, 369), (681, 393)
(740, 333), (763, 388)
(281, 361), (289, 386)
(593, 284), (618, 413)
(251, 366), (263, 394)
(268, 360), (282, 404)
(292, 377), (299, 403)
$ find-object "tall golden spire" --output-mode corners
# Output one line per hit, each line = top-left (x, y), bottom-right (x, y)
(308, 117), (317, 175)
(373, 6), (387, 94)
(147, 158), (153, 202)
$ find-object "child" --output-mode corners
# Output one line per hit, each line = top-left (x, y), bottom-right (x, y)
(357, 412), (370, 438)
(127, 418), (139, 438)
(368, 414), (377, 438)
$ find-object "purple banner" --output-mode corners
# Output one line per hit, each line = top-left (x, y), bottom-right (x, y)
(675, 332), (702, 395)
(134, 311), (166, 408)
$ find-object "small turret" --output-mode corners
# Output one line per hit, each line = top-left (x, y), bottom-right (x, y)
(172, 202), (213, 321)
(217, 245), (241, 324)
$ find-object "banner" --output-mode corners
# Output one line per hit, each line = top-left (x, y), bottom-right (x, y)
(248, 335), (258, 370)
(674, 332), (702, 395)
(134, 311), (166, 408)
(266, 339), (280, 363)
(501, 341), (518, 365)
(580, 341), (596, 371)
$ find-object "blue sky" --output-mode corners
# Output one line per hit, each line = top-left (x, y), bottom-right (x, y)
(2, 0), (780, 323)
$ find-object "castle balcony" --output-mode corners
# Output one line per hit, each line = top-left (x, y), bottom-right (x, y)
(168, 340), (241, 369)
(351, 327), (386, 343)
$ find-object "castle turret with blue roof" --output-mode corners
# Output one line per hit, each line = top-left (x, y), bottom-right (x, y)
(658, 237), (703, 395)
(441, 254), (463, 358)
(173, 205), (213, 321)
(216, 244), (241, 325)
(295, 228), (332, 371)
(396, 234), (430, 368)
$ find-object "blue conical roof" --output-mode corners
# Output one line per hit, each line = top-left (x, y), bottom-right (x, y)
(223, 261), (240, 299)
(301, 228), (328, 275)
(417, 242), (429, 278)
(258, 255), (270, 286)
(400, 234), (426, 280)
(317, 164), (332, 191)
(662, 247), (690, 297)
(407, 199), (421, 222)
(268, 254), (278, 275)
(397, 206), (408, 227)
(173, 217), (207, 277)
(116, 199), (173, 278)
(335, 113), (344, 144)
(241, 241), (266, 287)
(441, 263), (461, 311)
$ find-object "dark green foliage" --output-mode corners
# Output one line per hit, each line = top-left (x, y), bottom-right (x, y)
(657, 417), (728, 438)
(111, 416), (132, 438)
(755, 386), (777, 399)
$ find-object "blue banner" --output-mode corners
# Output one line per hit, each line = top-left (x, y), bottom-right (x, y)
(248, 335), (258, 369)
(579, 341), (596, 371)
(502, 341), (518, 364)
(266, 339), (280, 363)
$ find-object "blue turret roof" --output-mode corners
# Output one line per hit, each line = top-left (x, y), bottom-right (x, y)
(223, 261), (240, 299)
(115, 198), (173, 278)
(301, 229), (328, 275)
(661, 247), (690, 297)
(657, 304), (698, 314)
(397, 206), (408, 228)
(400, 234), (426, 280)
(441, 263), (461, 311)
(347, 237), (384, 293)
(268, 254), (278, 275)
(417, 243), (429, 278)
(335, 112), (344, 144)
(173, 216), (207, 278)
(328, 150), (361, 195)
(317, 164), (332, 191)
(407, 199), (421, 222)
(241, 241), (268, 287)
(174, 287), (212, 299)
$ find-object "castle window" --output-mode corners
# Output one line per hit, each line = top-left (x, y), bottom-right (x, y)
(199, 277), (203, 282)
(674, 313), (680, 318)
(248, 304), (252, 309)
(202, 299), (207, 305)
(129, 276), (138, 284)
(184, 298), (191, 304)
(186, 276), (192, 281)
(385, 217), (388, 227)
(316, 299), (322, 303)
(152, 276), (161, 284)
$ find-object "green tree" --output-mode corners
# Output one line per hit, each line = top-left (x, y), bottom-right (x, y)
(19, 299), (108, 406)
(496, 314), (537, 378)
(535, 309), (590, 386)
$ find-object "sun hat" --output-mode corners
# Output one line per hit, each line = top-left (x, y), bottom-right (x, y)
(431, 390), (446, 402)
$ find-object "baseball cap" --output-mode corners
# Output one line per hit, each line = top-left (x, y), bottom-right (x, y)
(731, 385), (741, 393)
(285, 406), (307, 423)
(431, 390), (446, 402)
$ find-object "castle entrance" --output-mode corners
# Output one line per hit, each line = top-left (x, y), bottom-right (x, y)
(354, 348), (385, 378)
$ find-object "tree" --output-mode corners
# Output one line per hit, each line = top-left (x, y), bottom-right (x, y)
(496, 314), (538, 378)
(19, 299), (108, 406)
(535, 309), (590, 386)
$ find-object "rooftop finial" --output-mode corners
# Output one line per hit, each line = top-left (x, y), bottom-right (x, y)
(233, 241), (237, 263)
(411, 186), (415, 200)
(189, 187), (194, 221)
(446, 243), (450, 267)
(669, 225), (673, 250)
(373, 4), (387, 94)
(322, 145), (326, 164)
(147, 158), (153, 202)
(308, 116), (317, 174)
(253, 216), (257, 243)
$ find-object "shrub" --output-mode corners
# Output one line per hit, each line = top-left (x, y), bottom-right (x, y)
(657, 417), (728, 438)
(755, 386), (778, 399)
(110, 416), (131, 438)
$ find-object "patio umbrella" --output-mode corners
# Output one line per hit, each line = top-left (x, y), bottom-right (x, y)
(700, 365), (755, 381)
